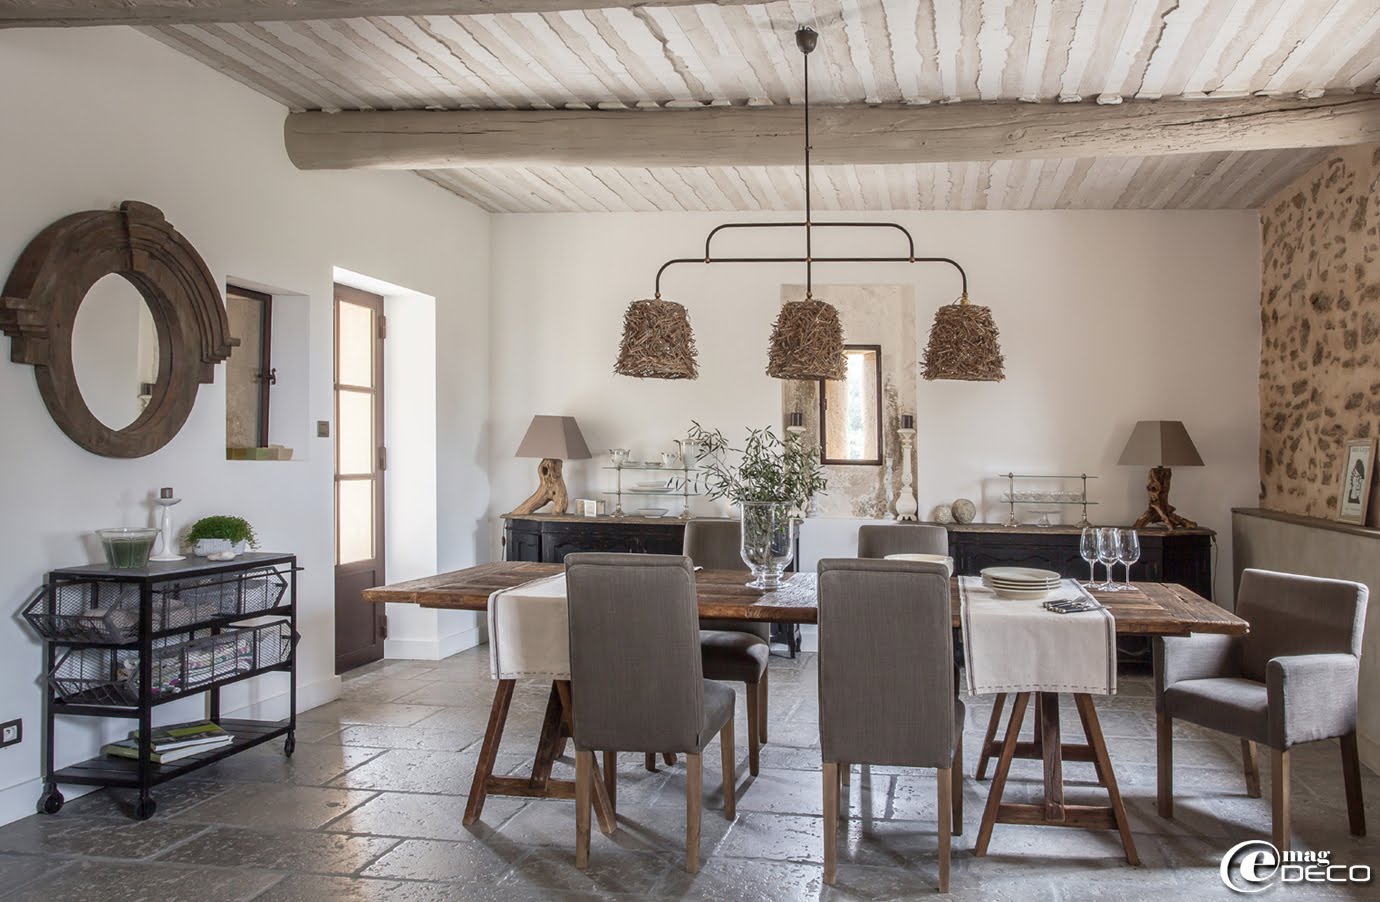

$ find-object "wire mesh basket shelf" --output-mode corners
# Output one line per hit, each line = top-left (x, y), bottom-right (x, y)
(49, 620), (296, 706)
(23, 566), (290, 644)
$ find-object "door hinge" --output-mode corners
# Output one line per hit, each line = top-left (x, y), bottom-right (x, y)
(378, 445), (388, 472)
(378, 313), (387, 340)
(379, 615), (388, 640)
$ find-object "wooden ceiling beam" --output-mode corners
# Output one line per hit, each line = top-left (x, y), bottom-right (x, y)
(0, 1), (769, 28)
(284, 94), (1380, 170)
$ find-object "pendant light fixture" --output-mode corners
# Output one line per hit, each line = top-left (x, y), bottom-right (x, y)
(615, 25), (1001, 383)
(921, 293), (1006, 382)
(613, 297), (698, 379)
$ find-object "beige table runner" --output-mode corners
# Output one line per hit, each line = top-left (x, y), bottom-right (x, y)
(959, 576), (1116, 696)
(487, 574), (570, 681)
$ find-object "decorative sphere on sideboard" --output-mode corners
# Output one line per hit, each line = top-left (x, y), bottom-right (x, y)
(951, 498), (977, 524)
(932, 504), (954, 524)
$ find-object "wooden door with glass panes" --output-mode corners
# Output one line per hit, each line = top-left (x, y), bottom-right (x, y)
(334, 285), (387, 672)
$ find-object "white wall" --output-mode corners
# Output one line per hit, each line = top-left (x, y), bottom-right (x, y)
(489, 211), (1262, 601)
(0, 27), (491, 823)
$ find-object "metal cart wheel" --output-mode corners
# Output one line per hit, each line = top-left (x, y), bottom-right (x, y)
(37, 785), (63, 815)
(284, 732), (296, 757)
(133, 796), (157, 820)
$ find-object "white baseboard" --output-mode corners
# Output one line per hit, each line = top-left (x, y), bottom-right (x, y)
(385, 625), (482, 661)
(0, 776), (96, 827)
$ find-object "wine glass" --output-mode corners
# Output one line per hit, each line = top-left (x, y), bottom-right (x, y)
(1096, 527), (1122, 591)
(1119, 529), (1141, 589)
(1079, 527), (1099, 585)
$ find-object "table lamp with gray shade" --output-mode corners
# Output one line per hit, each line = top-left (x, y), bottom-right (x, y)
(1118, 420), (1204, 530)
(511, 416), (591, 515)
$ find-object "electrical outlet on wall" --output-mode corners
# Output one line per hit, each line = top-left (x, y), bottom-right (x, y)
(0, 719), (20, 748)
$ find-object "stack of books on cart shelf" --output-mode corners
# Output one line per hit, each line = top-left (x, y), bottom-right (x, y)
(102, 720), (232, 763)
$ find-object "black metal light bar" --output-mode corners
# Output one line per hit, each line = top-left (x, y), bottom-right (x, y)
(647, 26), (971, 307)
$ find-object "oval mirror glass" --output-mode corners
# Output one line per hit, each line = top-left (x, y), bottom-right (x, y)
(71, 274), (160, 430)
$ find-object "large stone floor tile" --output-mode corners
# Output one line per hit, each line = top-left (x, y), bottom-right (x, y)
(297, 701), (441, 727)
(0, 813), (208, 859)
(198, 741), (384, 786)
(157, 825), (398, 875)
(250, 874), (474, 902)
(360, 837), (525, 883)
(3, 860), (280, 902)
(321, 790), (527, 841)
(497, 845), (671, 897)
(328, 747), (526, 795)
(175, 783), (376, 829)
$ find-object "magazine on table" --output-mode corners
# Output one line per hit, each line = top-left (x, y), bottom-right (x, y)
(103, 735), (231, 764)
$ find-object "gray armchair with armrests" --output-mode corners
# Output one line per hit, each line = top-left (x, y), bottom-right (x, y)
(1154, 568), (1368, 851)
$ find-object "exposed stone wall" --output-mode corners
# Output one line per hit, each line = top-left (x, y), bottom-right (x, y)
(1259, 144), (1380, 520)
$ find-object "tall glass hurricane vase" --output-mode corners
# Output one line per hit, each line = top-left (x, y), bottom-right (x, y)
(739, 502), (797, 590)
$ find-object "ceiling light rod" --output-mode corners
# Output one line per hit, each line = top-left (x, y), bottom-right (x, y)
(703, 221), (917, 259)
(653, 253), (967, 299)
(648, 26), (969, 302)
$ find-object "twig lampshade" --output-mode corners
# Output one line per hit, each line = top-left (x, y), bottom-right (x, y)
(614, 298), (698, 380)
(766, 298), (846, 381)
(921, 294), (1005, 382)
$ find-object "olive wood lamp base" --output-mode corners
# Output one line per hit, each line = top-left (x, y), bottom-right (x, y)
(1132, 466), (1197, 530)
(512, 458), (569, 515)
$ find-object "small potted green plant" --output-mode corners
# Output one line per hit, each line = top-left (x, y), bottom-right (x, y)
(184, 515), (259, 558)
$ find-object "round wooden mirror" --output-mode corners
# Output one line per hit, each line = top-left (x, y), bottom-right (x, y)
(0, 201), (236, 457)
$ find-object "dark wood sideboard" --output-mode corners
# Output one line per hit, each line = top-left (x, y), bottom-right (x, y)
(502, 514), (1216, 664)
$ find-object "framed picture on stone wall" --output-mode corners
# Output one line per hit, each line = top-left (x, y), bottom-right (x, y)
(1337, 438), (1377, 525)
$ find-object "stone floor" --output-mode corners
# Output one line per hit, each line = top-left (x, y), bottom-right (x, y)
(0, 647), (1375, 900)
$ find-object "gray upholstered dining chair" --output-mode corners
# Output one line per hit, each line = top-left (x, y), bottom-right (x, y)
(817, 557), (963, 891)
(564, 552), (737, 874)
(1155, 568), (1368, 851)
(684, 518), (770, 775)
(857, 523), (949, 558)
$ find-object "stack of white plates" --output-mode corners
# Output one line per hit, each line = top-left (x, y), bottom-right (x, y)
(981, 567), (1062, 600)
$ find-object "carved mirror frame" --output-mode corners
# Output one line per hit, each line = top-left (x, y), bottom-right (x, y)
(0, 201), (236, 457)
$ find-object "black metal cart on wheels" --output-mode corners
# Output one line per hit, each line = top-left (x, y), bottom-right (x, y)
(23, 553), (299, 820)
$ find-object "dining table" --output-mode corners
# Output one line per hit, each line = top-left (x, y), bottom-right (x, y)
(364, 562), (1248, 864)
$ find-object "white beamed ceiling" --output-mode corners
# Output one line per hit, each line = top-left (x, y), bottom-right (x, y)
(144, 0), (1380, 213)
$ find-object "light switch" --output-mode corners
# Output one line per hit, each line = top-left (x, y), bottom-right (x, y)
(317, 420), (330, 438)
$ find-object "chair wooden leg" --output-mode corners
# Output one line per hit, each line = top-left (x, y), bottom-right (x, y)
(1156, 708), (1173, 818)
(721, 719), (736, 820)
(664, 752), (677, 766)
(975, 693), (1006, 779)
(952, 734), (964, 836)
(603, 751), (617, 819)
(645, 752), (657, 772)
(575, 749), (593, 870)
(746, 679), (761, 776)
(822, 762), (839, 885)
(686, 753), (702, 874)
(1242, 739), (1261, 798)
(555, 681), (614, 836)
(1272, 748), (1291, 853)
(759, 668), (769, 744)
(975, 692), (1028, 857)
(937, 766), (952, 893)
(1341, 732), (1367, 836)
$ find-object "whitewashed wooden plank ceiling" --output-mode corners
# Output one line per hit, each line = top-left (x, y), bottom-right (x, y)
(140, 0), (1380, 212)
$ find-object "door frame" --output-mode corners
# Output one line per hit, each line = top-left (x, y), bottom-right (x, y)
(334, 283), (387, 672)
